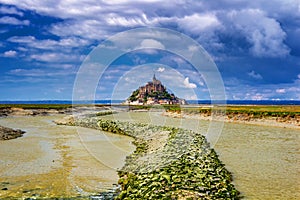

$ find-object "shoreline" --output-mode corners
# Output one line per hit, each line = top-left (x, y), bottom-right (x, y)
(163, 111), (300, 129)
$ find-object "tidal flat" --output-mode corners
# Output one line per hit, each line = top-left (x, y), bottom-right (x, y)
(0, 106), (299, 199)
(0, 115), (135, 199)
(101, 111), (300, 199)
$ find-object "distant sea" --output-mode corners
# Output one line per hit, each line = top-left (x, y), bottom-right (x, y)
(0, 100), (300, 105)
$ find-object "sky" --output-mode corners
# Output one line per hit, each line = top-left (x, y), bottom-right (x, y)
(0, 0), (299, 101)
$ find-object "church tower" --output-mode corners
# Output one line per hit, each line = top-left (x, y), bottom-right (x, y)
(152, 73), (161, 85)
(153, 73), (157, 82)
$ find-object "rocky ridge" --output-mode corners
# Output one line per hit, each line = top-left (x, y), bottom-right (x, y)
(59, 115), (240, 199)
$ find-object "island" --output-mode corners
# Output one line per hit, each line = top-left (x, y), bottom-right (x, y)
(124, 75), (187, 105)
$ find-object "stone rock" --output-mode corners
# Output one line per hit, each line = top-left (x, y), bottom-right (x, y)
(0, 125), (25, 140)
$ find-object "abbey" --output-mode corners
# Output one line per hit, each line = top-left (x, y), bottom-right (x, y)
(125, 75), (187, 105)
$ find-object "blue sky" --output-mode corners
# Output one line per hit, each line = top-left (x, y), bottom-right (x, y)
(0, 0), (299, 101)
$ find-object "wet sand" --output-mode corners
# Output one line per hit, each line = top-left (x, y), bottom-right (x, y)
(0, 115), (135, 199)
(0, 111), (299, 199)
(102, 111), (300, 199)
(163, 111), (300, 129)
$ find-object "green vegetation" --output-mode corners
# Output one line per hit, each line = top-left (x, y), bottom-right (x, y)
(96, 111), (117, 116)
(1, 104), (298, 119)
(128, 89), (139, 102)
(128, 104), (181, 111)
(168, 105), (300, 118)
(148, 91), (172, 100)
(0, 104), (111, 110)
(72, 117), (240, 199)
(0, 104), (73, 109)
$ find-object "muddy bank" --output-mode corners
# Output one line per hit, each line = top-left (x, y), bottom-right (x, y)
(163, 111), (300, 129)
(0, 125), (25, 140)
(0, 107), (69, 117)
(62, 116), (240, 199)
(0, 106), (115, 117)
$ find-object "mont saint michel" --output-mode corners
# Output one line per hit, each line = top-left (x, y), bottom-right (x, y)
(125, 75), (187, 105)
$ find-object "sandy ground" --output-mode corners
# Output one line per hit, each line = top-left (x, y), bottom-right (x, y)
(0, 115), (135, 199)
(163, 111), (300, 129)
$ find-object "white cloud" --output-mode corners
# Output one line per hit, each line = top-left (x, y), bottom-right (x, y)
(226, 9), (290, 57)
(106, 14), (147, 27)
(248, 70), (263, 79)
(140, 39), (165, 49)
(198, 80), (204, 86)
(8, 36), (90, 50)
(0, 0), (299, 100)
(188, 45), (199, 53)
(3, 50), (17, 57)
(224, 76), (300, 100)
(50, 20), (109, 40)
(0, 16), (29, 25)
(276, 89), (286, 93)
(178, 13), (221, 34)
(184, 94), (197, 100)
(8, 68), (44, 76)
(30, 52), (80, 63)
(109, 64), (200, 100)
(0, 1), (209, 42)
(55, 88), (63, 93)
(8, 68), (76, 77)
(183, 77), (197, 88)
(251, 93), (263, 100)
(0, 5), (23, 16)
(0, 0), (293, 60)
(157, 67), (165, 72)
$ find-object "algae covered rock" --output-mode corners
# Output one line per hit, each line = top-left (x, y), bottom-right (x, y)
(71, 116), (241, 199)
(95, 119), (240, 199)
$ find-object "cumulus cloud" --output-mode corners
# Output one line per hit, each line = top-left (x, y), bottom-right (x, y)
(248, 70), (263, 80)
(224, 77), (300, 100)
(251, 93), (263, 100)
(30, 52), (81, 63)
(8, 36), (90, 50)
(0, 16), (29, 25)
(178, 13), (221, 34)
(157, 67), (165, 72)
(0, 0), (294, 59)
(0, 5), (23, 16)
(140, 39), (165, 49)
(0, 0), (299, 100)
(276, 89), (286, 93)
(183, 77), (197, 88)
(3, 50), (17, 57)
(106, 14), (147, 27)
(226, 9), (290, 57)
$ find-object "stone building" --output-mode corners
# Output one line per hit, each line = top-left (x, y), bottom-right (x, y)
(138, 74), (166, 99)
(126, 75), (187, 105)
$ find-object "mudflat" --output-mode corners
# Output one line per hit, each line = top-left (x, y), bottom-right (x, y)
(0, 115), (135, 199)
